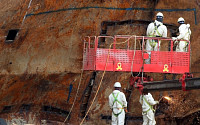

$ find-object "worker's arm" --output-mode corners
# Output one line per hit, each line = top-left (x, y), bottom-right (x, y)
(162, 25), (167, 37)
(177, 30), (185, 40)
(147, 94), (158, 105)
(189, 27), (191, 35)
(121, 93), (128, 112)
(146, 24), (150, 36)
(146, 23), (154, 36)
(108, 95), (113, 109)
(139, 95), (143, 104)
(177, 24), (188, 40)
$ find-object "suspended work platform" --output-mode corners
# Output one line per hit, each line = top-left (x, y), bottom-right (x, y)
(83, 35), (190, 74)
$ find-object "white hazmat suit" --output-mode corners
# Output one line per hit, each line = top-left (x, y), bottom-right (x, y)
(146, 20), (167, 64)
(173, 24), (191, 52)
(139, 93), (159, 125)
(109, 90), (127, 125)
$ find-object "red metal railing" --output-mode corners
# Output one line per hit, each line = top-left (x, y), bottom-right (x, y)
(83, 35), (190, 74)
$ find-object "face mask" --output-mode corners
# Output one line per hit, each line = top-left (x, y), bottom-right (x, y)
(178, 21), (184, 24)
(156, 16), (163, 22)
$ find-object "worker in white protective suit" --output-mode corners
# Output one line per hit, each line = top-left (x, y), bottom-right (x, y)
(172, 17), (191, 52)
(109, 82), (128, 125)
(145, 12), (167, 64)
(139, 91), (159, 125)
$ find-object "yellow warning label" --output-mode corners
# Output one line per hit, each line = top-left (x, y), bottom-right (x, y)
(116, 62), (122, 70)
(163, 64), (169, 72)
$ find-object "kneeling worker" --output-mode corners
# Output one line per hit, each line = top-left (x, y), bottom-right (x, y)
(109, 82), (128, 125)
(139, 91), (159, 125)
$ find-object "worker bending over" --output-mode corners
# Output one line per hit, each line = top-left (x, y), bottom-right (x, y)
(109, 82), (128, 125)
(146, 12), (167, 64)
(173, 17), (191, 52)
(139, 91), (159, 125)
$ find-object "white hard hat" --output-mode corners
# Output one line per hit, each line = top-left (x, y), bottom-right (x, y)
(156, 12), (163, 17)
(114, 82), (121, 88)
(177, 17), (185, 23)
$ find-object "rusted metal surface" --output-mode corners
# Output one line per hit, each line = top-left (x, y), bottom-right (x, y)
(0, 73), (93, 124)
(0, 0), (200, 125)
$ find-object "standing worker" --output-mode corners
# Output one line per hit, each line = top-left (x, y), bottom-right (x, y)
(109, 82), (128, 125)
(172, 17), (191, 80)
(139, 91), (159, 125)
(172, 17), (191, 52)
(145, 12), (167, 64)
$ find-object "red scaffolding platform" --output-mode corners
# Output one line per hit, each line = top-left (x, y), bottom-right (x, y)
(83, 35), (190, 74)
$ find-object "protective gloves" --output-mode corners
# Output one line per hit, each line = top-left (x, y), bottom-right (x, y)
(155, 101), (159, 104)
(172, 37), (177, 41)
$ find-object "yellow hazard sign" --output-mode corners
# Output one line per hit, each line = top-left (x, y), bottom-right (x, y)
(116, 62), (122, 70)
(163, 64), (169, 72)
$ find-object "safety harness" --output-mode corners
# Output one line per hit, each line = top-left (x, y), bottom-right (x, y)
(142, 95), (155, 114)
(149, 22), (162, 47)
(112, 92), (123, 117)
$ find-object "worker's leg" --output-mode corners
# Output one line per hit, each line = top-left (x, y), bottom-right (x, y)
(145, 40), (152, 64)
(147, 110), (156, 125)
(142, 114), (149, 125)
(153, 40), (160, 51)
(111, 113), (118, 125)
(117, 110), (125, 125)
(149, 120), (156, 125)
(175, 45), (180, 52)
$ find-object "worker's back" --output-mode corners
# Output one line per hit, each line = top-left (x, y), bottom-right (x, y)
(109, 90), (127, 114)
(139, 93), (157, 112)
(178, 23), (191, 40)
